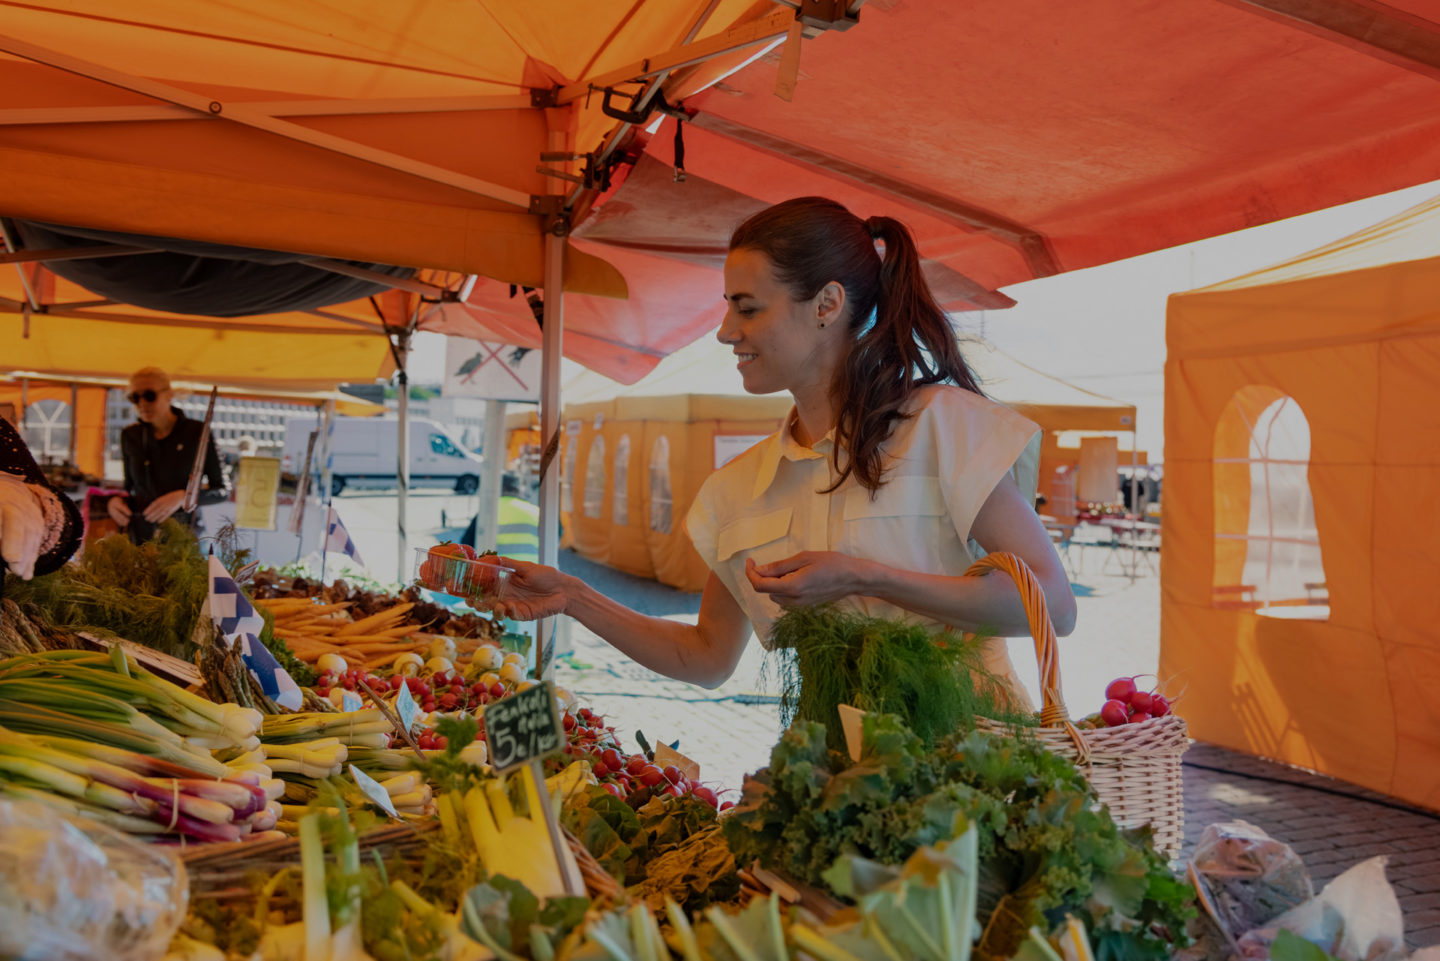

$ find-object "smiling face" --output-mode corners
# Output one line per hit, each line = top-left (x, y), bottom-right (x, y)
(719, 247), (845, 398)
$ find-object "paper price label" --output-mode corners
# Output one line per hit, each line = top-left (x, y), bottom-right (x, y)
(483, 681), (562, 774)
(350, 764), (399, 819)
(394, 681), (419, 733)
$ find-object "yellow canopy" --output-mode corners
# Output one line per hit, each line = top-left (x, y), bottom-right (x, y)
(1162, 191), (1440, 812)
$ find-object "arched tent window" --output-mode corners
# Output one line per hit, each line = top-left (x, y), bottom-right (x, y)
(649, 435), (673, 534)
(1213, 387), (1328, 619)
(583, 435), (606, 519)
(561, 420), (580, 514)
(22, 399), (71, 463)
(613, 434), (631, 526)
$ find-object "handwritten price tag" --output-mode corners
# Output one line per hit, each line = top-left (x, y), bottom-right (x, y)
(394, 681), (419, 733)
(350, 764), (399, 819)
(483, 682), (563, 774)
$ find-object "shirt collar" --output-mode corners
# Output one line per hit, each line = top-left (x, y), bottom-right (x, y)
(751, 406), (834, 498)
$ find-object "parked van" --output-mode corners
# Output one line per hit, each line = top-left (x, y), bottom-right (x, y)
(282, 416), (483, 495)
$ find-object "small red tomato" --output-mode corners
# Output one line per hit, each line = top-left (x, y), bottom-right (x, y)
(1105, 677), (1137, 703)
(1129, 711), (1152, 724)
(1150, 694), (1171, 717)
(1100, 699), (1130, 727)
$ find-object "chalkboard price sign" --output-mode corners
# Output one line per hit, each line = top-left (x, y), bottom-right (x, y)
(483, 681), (563, 774)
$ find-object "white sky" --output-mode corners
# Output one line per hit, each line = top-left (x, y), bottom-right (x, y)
(408, 178), (1440, 462)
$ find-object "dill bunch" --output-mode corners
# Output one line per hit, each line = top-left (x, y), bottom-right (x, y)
(7, 520), (209, 658)
(767, 605), (1035, 751)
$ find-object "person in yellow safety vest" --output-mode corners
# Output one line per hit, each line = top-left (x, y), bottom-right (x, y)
(462, 472), (539, 560)
(495, 472), (539, 563)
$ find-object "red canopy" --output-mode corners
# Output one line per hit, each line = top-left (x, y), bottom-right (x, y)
(430, 0), (1440, 382)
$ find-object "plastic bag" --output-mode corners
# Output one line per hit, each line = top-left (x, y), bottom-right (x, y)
(1237, 856), (1405, 961)
(0, 799), (189, 961)
(1190, 820), (1315, 944)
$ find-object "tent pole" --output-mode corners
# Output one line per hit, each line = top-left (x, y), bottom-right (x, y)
(317, 399), (336, 582)
(480, 399), (505, 546)
(537, 230), (566, 679)
(68, 382), (78, 466)
(1130, 425), (1139, 583)
(396, 329), (412, 584)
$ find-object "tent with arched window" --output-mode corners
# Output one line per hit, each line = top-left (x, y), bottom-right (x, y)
(1161, 192), (1440, 812)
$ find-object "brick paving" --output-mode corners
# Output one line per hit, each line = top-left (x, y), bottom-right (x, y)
(551, 542), (1440, 949)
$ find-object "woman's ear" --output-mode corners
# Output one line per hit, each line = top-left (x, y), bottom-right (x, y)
(816, 281), (846, 328)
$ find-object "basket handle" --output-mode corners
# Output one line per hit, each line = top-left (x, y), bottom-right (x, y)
(964, 552), (1088, 761)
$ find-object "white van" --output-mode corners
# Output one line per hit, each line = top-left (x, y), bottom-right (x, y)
(282, 416), (484, 495)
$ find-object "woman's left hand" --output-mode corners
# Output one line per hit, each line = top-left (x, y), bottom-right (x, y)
(745, 551), (875, 608)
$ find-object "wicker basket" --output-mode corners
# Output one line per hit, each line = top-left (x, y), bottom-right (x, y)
(969, 552), (1188, 858)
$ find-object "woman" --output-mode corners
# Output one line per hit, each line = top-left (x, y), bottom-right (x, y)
(106, 367), (228, 543)
(493, 198), (1076, 699)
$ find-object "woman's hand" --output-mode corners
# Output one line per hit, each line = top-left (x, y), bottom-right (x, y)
(107, 494), (132, 529)
(143, 489), (187, 524)
(487, 558), (575, 620)
(744, 551), (877, 608)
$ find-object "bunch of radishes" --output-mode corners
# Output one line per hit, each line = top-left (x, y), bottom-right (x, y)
(1098, 675), (1173, 727)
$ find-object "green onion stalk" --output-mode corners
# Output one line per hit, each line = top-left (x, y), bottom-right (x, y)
(0, 650), (262, 748)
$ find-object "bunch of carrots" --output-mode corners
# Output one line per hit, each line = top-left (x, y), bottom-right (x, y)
(256, 598), (431, 672)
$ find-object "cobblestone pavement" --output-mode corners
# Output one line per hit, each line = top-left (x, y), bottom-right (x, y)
(552, 545), (1440, 948)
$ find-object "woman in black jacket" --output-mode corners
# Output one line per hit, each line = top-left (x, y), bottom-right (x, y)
(106, 367), (228, 543)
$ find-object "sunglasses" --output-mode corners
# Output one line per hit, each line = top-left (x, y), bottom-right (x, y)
(127, 389), (163, 404)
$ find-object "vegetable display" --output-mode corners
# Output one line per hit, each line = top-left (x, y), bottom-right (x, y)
(723, 711), (1194, 961)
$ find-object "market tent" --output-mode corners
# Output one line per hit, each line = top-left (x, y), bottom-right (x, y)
(1161, 192), (1440, 812)
(556, 333), (1135, 590)
(436, 0), (1440, 381)
(560, 333), (791, 589)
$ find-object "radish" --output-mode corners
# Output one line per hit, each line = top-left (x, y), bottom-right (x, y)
(693, 786), (718, 807)
(662, 765), (681, 784)
(1150, 694), (1171, 717)
(1100, 699), (1130, 727)
(639, 766), (664, 787)
(601, 748), (623, 771)
(1129, 691), (1154, 714)
(1129, 711), (1152, 724)
(626, 755), (648, 776)
(1105, 677), (1137, 703)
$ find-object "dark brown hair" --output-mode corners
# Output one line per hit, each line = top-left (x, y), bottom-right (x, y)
(729, 197), (982, 493)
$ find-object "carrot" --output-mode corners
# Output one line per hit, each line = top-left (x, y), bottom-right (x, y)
(335, 603), (415, 637)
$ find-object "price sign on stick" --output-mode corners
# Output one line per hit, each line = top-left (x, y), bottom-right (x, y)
(484, 682), (563, 773)
(483, 681), (578, 895)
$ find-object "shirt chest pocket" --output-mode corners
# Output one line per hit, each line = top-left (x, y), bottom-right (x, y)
(715, 507), (794, 566)
(842, 475), (951, 563)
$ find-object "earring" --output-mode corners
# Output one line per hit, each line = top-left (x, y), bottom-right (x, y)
(818, 322), (826, 329)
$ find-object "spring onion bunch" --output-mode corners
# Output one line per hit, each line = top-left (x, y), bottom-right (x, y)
(0, 727), (271, 843)
(0, 649), (262, 751)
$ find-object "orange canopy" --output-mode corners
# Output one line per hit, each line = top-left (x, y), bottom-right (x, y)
(429, 0), (1440, 381)
(7, 2), (1440, 384)
(1162, 192), (1440, 812)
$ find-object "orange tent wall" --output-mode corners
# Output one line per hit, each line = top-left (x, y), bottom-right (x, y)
(559, 395), (789, 592)
(1161, 239), (1440, 811)
(0, 382), (107, 477)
